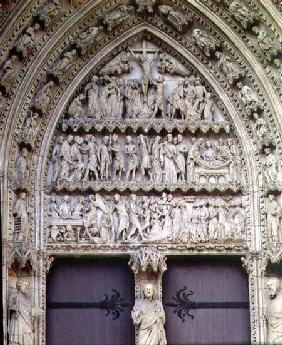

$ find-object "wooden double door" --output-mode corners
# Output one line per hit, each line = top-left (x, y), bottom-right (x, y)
(46, 256), (250, 345)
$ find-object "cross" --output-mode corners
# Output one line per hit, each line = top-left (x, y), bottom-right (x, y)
(130, 40), (158, 57)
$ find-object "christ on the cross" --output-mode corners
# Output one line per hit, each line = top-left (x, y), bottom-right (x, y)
(130, 42), (159, 104)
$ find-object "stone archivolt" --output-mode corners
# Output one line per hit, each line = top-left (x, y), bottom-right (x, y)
(1, 1), (282, 344)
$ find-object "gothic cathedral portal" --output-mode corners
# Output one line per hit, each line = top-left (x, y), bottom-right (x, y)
(1, 1), (282, 345)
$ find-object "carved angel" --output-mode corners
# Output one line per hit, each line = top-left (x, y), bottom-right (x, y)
(102, 5), (135, 32)
(229, 0), (258, 30)
(215, 52), (245, 85)
(192, 28), (221, 57)
(158, 5), (191, 32)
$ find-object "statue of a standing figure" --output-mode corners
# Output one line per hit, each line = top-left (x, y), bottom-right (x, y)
(8, 280), (39, 345)
(132, 283), (167, 345)
(266, 278), (282, 344)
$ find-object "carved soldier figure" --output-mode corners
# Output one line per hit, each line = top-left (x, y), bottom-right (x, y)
(168, 81), (186, 119)
(14, 148), (29, 186)
(175, 134), (187, 182)
(125, 136), (139, 182)
(128, 194), (145, 241)
(161, 134), (177, 185)
(158, 5), (191, 32)
(125, 79), (142, 118)
(151, 136), (162, 183)
(8, 280), (39, 345)
(152, 76), (165, 118)
(266, 278), (282, 344)
(32, 81), (55, 114)
(192, 29), (220, 57)
(203, 93), (215, 122)
(85, 76), (100, 118)
(111, 134), (125, 181)
(114, 194), (129, 241)
(139, 134), (151, 181)
(266, 195), (282, 242)
(215, 52), (245, 85)
(13, 192), (30, 242)
(98, 136), (112, 181)
(132, 283), (167, 345)
(193, 76), (207, 119)
(83, 135), (99, 181)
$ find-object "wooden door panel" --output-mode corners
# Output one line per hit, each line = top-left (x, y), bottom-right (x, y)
(163, 257), (251, 345)
(46, 257), (135, 345)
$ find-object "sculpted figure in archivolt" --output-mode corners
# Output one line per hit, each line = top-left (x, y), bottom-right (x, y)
(132, 284), (167, 345)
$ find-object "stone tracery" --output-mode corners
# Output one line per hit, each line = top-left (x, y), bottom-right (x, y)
(1, 0), (282, 344)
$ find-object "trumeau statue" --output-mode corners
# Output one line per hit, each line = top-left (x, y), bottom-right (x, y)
(132, 283), (167, 345)
(266, 278), (282, 344)
(8, 280), (39, 345)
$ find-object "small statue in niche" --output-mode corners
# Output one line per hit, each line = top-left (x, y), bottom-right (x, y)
(262, 147), (279, 188)
(266, 194), (282, 243)
(74, 26), (100, 55)
(0, 55), (20, 94)
(135, 0), (155, 14)
(228, 0), (258, 30)
(252, 27), (282, 63)
(266, 277), (282, 344)
(125, 136), (139, 182)
(158, 5), (191, 32)
(14, 148), (29, 187)
(132, 283), (167, 345)
(8, 280), (39, 345)
(85, 76), (100, 118)
(36, 0), (61, 28)
(13, 192), (30, 243)
(192, 28), (221, 57)
(239, 85), (261, 115)
(13, 23), (41, 58)
(32, 80), (55, 114)
(102, 5), (135, 32)
(18, 112), (39, 146)
(215, 52), (245, 85)
(98, 136), (112, 181)
(50, 49), (77, 80)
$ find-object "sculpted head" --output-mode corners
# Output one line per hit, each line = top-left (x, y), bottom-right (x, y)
(267, 277), (280, 299)
(16, 280), (30, 294)
(143, 283), (154, 300)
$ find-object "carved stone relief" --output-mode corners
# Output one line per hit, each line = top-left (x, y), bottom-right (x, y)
(45, 193), (246, 245)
